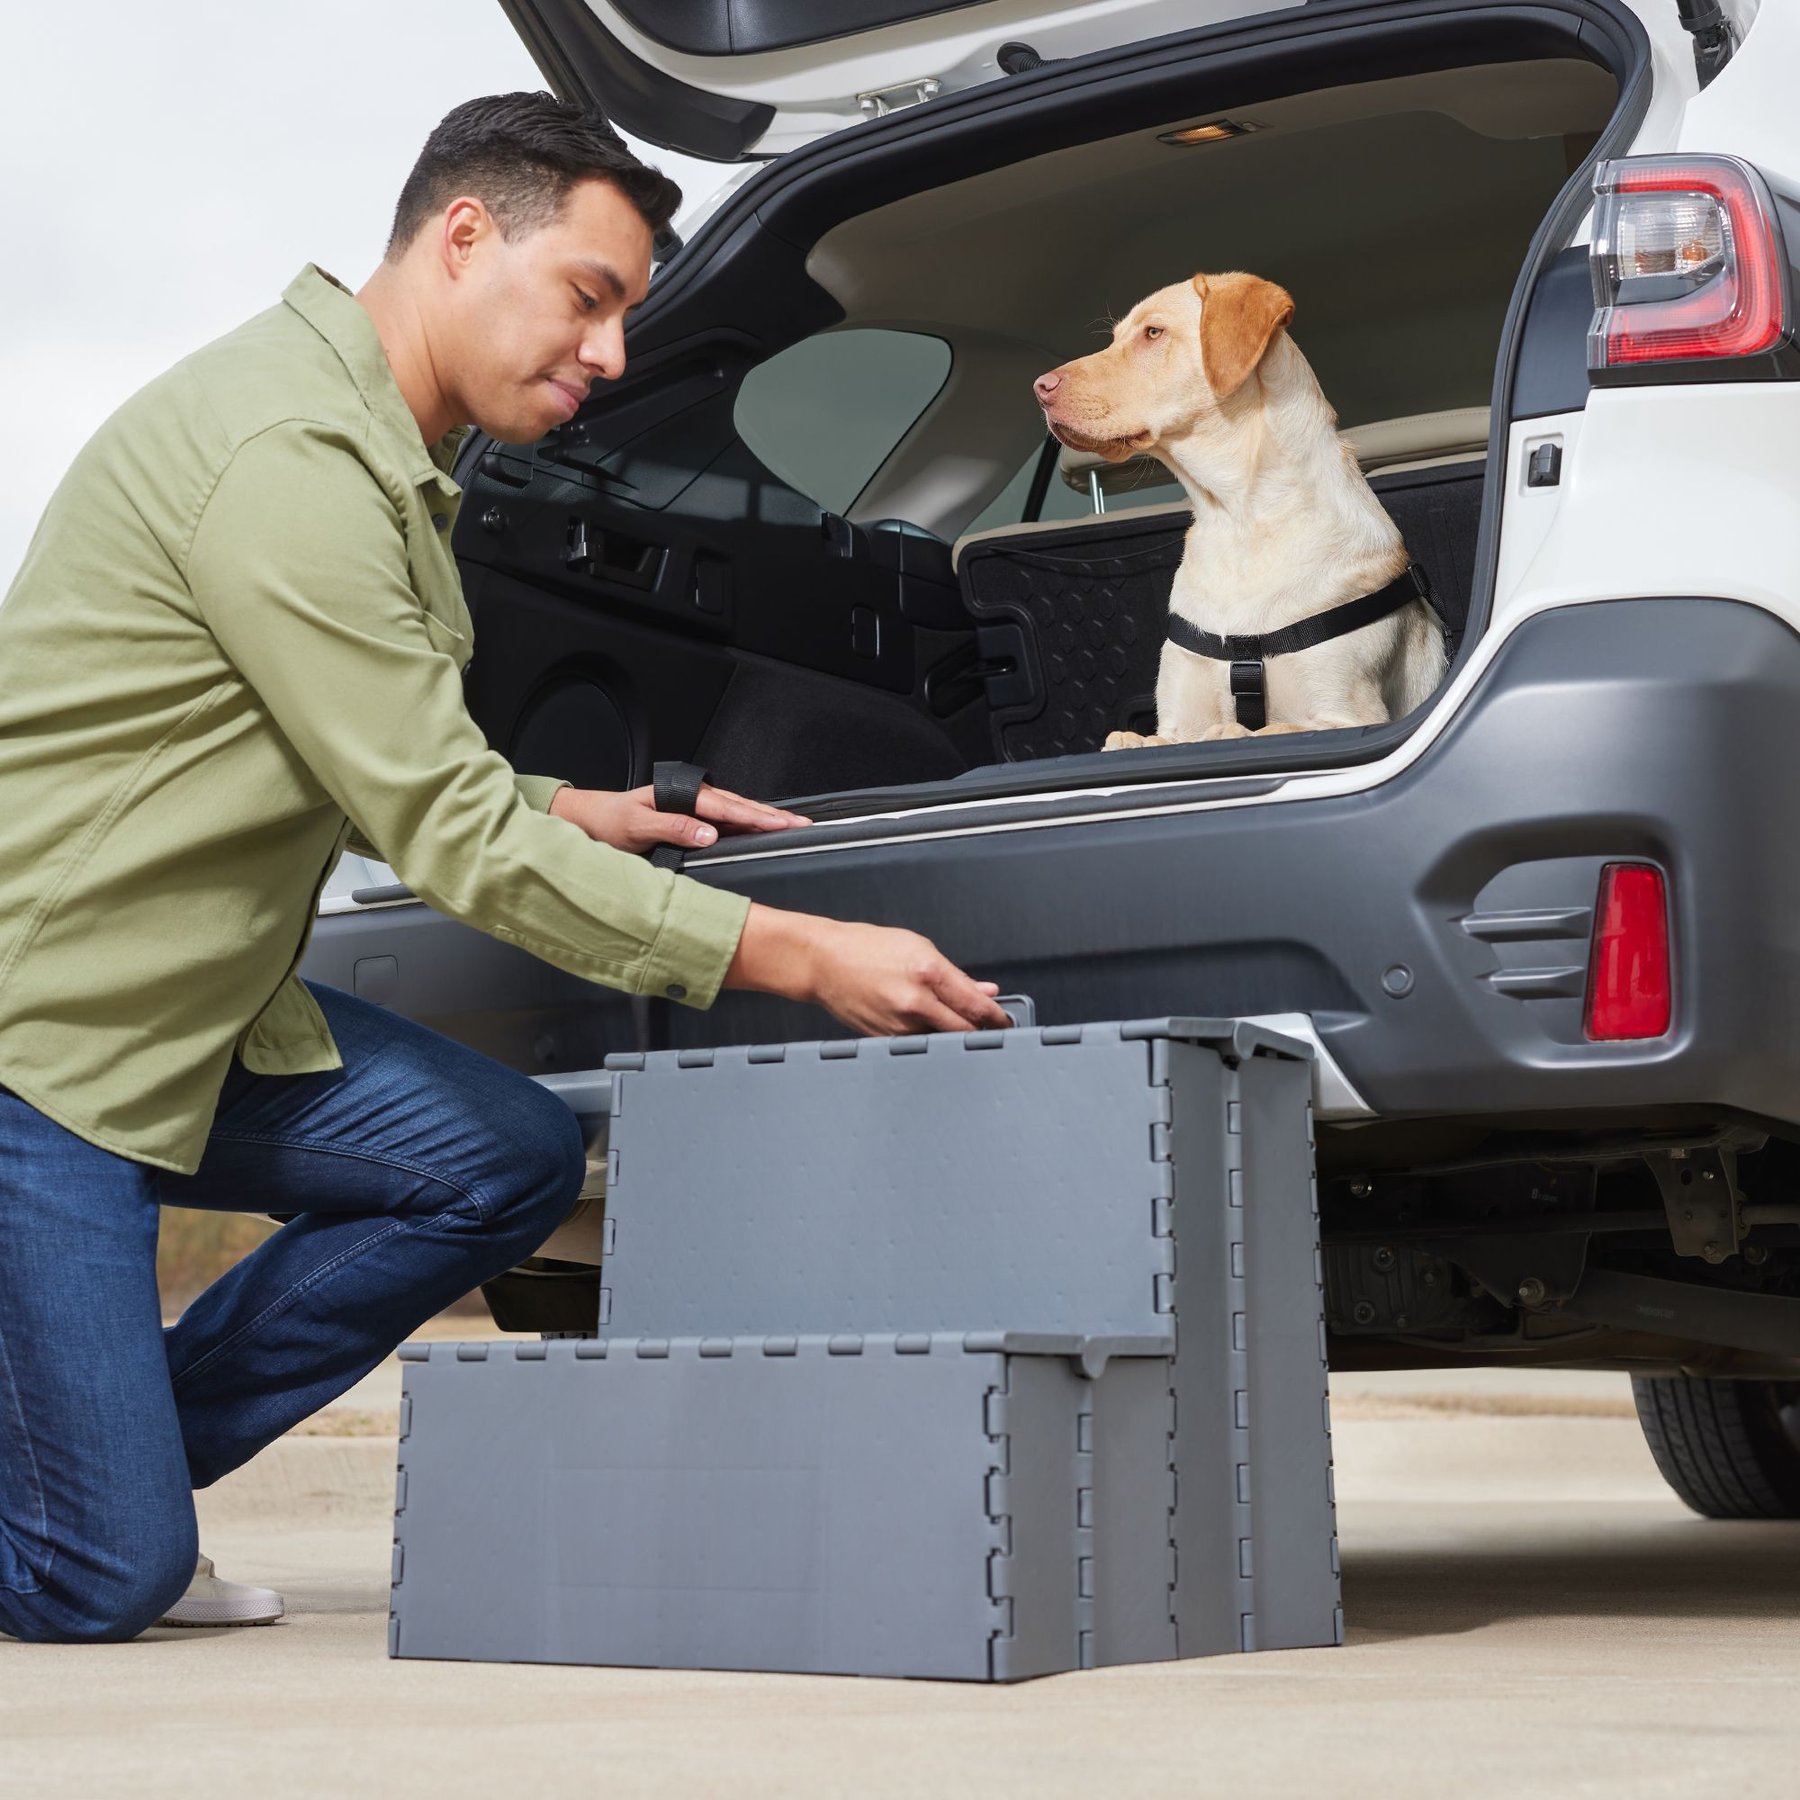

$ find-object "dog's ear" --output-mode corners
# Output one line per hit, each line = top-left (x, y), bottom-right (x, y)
(1192, 272), (1295, 400)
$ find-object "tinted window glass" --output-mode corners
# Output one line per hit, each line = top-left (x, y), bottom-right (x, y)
(964, 445), (1043, 536)
(734, 329), (951, 516)
(1069, 467), (1187, 516)
(964, 441), (1187, 535)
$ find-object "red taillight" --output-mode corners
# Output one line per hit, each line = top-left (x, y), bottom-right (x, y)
(1585, 863), (1672, 1041)
(1589, 155), (1787, 371)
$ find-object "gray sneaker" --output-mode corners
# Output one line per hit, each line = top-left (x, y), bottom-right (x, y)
(157, 1554), (284, 1628)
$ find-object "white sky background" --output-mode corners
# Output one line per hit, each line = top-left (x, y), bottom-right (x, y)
(0, 1), (727, 592)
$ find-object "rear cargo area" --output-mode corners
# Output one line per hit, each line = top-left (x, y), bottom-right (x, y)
(454, 18), (1634, 813)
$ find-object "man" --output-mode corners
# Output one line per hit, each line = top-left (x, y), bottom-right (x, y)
(0, 93), (1007, 1645)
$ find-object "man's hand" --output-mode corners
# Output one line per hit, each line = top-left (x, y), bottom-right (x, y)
(725, 906), (1011, 1036)
(550, 783), (810, 855)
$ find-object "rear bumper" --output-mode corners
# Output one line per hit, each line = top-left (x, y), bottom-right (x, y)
(687, 598), (1800, 1131)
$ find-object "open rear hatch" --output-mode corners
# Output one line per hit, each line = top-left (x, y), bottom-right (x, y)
(499, 0), (1297, 157)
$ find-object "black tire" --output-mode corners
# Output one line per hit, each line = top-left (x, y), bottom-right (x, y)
(1631, 1374), (1800, 1518)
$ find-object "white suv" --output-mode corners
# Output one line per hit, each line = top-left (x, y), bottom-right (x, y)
(309, 0), (1800, 1517)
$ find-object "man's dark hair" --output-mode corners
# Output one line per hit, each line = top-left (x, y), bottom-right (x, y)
(387, 92), (682, 257)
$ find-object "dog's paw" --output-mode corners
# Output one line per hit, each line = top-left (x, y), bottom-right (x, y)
(1103, 730), (1173, 751)
(1254, 722), (1309, 736)
(1198, 721), (1254, 741)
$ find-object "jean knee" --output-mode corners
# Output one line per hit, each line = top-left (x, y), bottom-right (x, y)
(484, 1078), (586, 1245)
(87, 1547), (196, 1644)
(13, 1517), (197, 1644)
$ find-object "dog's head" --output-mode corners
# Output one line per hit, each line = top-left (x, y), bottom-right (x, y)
(1033, 271), (1295, 460)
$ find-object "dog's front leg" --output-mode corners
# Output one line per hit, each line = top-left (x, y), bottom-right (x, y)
(1267, 667), (1391, 736)
(1142, 641), (1236, 746)
(1290, 707), (1389, 733)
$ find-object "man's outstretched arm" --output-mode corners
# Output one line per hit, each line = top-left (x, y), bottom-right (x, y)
(186, 420), (1005, 1033)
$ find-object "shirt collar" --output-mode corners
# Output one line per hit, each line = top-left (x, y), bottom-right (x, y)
(281, 264), (468, 493)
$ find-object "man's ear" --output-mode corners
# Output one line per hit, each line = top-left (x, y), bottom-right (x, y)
(1192, 272), (1295, 399)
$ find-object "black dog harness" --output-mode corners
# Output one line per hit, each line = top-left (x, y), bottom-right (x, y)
(1166, 563), (1434, 731)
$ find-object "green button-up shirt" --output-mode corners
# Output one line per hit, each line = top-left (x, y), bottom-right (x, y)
(0, 265), (749, 1174)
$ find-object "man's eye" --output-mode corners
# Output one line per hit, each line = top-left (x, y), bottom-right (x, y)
(576, 288), (598, 312)
(1143, 324), (1164, 341)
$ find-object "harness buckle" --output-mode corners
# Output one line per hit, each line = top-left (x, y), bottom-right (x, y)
(1229, 660), (1267, 732)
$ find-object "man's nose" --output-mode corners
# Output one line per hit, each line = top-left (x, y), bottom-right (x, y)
(582, 324), (626, 382)
(1034, 370), (1065, 403)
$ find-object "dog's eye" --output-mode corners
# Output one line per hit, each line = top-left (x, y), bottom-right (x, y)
(1143, 324), (1164, 341)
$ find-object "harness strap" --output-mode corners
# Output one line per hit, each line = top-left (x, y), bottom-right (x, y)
(1166, 563), (1433, 729)
(1230, 661), (1269, 733)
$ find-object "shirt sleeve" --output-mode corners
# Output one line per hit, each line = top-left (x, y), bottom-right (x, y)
(514, 772), (571, 812)
(346, 772), (569, 861)
(185, 419), (748, 1007)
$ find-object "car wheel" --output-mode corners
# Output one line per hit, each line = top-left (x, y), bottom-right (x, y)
(1631, 1374), (1800, 1518)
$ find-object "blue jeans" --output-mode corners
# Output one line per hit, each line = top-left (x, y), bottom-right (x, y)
(0, 981), (584, 1644)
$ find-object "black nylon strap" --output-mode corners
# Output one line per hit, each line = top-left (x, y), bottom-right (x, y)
(1229, 661), (1267, 733)
(1166, 564), (1430, 665)
(649, 760), (709, 873)
(652, 759), (708, 817)
(1166, 564), (1432, 729)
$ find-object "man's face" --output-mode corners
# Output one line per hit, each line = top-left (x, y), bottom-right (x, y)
(438, 177), (653, 445)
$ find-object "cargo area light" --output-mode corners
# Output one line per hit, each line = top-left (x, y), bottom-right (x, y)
(1157, 118), (1262, 147)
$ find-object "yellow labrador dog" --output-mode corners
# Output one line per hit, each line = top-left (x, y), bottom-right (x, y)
(1033, 272), (1446, 745)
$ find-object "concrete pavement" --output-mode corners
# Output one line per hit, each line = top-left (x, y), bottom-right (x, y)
(6, 1365), (1800, 1799)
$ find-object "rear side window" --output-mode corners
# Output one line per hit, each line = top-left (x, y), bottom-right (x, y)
(966, 439), (1187, 535)
(734, 329), (951, 515)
